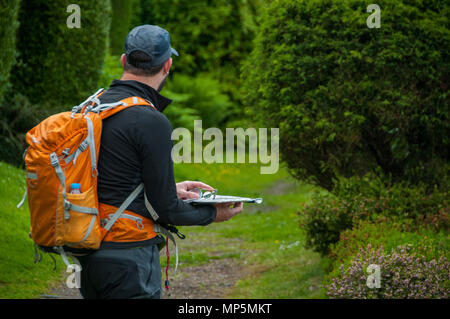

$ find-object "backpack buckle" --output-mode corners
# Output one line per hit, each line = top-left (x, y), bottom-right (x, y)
(63, 200), (72, 211)
(50, 153), (59, 167)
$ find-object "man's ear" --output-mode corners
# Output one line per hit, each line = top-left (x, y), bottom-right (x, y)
(120, 54), (127, 67)
(163, 58), (173, 75)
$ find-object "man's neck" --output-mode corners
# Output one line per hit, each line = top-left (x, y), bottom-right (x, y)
(120, 73), (161, 92)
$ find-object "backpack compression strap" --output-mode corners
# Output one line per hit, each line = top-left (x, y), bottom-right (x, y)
(71, 88), (157, 119)
(97, 96), (157, 120)
(103, 183), (180, 275)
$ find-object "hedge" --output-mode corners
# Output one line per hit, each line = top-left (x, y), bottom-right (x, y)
(138, 0), (254, 75)
(137, 0), (258, 105)
(109, 0), (142, 56)
(10, 0), (111, 111)
(243, 0), (450, 190)
(299, 173), (449, 255)
(0, 0), (20, 105)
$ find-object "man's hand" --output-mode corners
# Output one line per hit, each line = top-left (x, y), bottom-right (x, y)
(214, 202), (243, 222)
(176, 181), (214, 200)
(176, 181), (243, 222)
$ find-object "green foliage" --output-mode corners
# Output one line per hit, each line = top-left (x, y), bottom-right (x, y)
(0, 93), (49, 165)
(138, 0), (254, 75)
(97, 55), (231, 130)
(243, 0), (450, 190)
(97, 54), (123, 89)
(299, 174), (449, 255)
(137, 0), (257, 106)
(299, 192), (353, 255)
(0, 1), (111, 165)
(329, 220), (449, 271)
(109, 0), (142, 55)
(97, 55), (232, 129)
(109, 0), (132, 55)
(160, 90), (200, 131)
(333, 174), (450, 230)
(0, 0), (20, 105)
(162, 74), (233, 129)
(10, 0), (111, 111)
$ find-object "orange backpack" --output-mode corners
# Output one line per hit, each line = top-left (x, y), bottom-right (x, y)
(18, 89), (180, 268)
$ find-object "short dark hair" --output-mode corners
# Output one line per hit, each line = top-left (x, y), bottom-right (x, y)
(124, 51), (165, 76)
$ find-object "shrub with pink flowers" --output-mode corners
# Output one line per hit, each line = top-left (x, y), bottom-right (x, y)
(327, 244), (450, 299)
(328, 220), (449, 270)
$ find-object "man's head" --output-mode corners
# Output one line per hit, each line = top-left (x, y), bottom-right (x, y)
(120, 25), (178, 92)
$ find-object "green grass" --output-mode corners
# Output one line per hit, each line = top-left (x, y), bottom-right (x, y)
(0, 162), (64, 298)
(172, 162), (328, 298)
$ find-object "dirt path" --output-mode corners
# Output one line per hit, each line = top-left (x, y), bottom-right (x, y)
(42, 226), (250, 299)
(42, 243), (247, 299)
(161, 257), (245, 299)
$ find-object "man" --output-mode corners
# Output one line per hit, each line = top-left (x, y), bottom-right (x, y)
(78, 25), (243, 299)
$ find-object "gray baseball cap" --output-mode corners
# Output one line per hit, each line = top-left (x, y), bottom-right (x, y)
(124, 25), (179, 67)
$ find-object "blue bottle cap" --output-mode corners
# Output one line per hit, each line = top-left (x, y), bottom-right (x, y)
(70, 183), (81, 189)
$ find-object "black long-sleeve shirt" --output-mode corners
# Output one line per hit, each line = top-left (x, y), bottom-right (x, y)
(97, 79), (216, 248)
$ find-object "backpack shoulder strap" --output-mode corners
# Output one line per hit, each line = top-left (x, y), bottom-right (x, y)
(98, 96), (157, 120)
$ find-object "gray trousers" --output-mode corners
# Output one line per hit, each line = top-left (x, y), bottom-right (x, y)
(77, 244), (162, 299)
